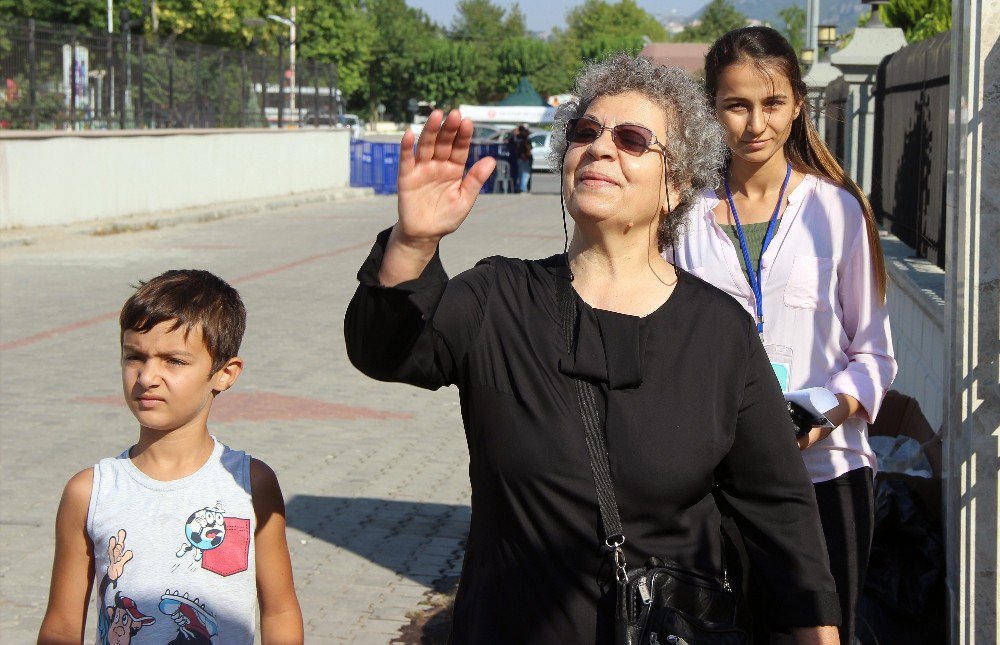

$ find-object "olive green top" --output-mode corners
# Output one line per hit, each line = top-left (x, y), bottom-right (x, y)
(719, 219), (782, 284)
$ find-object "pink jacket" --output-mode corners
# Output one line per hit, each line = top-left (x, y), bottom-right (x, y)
(666, 174), (897, 482)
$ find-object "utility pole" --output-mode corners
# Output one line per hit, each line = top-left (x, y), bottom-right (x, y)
(290, 5), (296, 118)
(267, 8), (297, 124)
(808, 0), (820, 52)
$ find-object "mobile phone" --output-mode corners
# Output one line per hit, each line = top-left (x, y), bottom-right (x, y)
(787, 401), (832, 438)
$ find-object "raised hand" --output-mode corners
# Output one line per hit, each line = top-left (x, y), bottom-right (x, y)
(107, 529), (134, 582)
(379, 109), (496, 286)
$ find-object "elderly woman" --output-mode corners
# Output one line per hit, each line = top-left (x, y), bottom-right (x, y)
(345, 53), (840, 644)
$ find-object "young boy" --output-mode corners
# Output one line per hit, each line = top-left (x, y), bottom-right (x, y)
(38, 269), (303, 645)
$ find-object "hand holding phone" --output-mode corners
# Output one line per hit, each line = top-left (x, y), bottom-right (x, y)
(787, 401), (833, 438)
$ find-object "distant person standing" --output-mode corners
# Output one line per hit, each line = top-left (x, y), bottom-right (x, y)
(505, 128), (522, 193)
(517, 124), (533, 193)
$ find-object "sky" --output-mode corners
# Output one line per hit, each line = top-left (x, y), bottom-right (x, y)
(406, 0), (698, 34)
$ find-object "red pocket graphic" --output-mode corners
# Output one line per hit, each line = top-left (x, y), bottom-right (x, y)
(201, 517), (250, 577)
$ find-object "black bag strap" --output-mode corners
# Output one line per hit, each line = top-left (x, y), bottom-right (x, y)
(557, 274), (729, 588)
(557, 275), (629, 580)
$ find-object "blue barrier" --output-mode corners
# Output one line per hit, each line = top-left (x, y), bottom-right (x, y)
(351, 139), (363, 188)
(372, 144), (399, 195)
(349, 139), (511, 195)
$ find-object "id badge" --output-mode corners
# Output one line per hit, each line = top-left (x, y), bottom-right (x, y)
(764, 344), (793, 393)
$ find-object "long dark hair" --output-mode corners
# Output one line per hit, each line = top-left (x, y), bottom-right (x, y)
(705, 26), (887, 301)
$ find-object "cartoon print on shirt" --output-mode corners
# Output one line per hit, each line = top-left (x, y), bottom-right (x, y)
(174, 502), (252, 577)
(159, 589), (219, 644)
(176, 504), (227, 562)
(96, 529), (155, 645)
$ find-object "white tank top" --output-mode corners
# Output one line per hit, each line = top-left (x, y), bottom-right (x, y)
(87, 437), (257, 644)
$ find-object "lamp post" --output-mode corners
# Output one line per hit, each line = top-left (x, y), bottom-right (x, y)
(267, 7), (296, 124)
(817, 24), (838, 61)
(803, 24), (842, 133)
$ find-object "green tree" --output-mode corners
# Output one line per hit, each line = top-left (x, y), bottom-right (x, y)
(1, 0), (107, 30)
(449, 0), (515, 47)
(365, 0), (438, 121)
(496, 37), (550, 98)
(579, 35), (644, 61)
(530, 30), (580, 97)
(503, 3), (527, 36)
(566, 0), (667, 42)
(778, 5), (806, 56)
(149, 0), (271, 48)
(448, 0), (530, 103)
(878, 0), (951, 42)
(410, 38), (479, 108)
(294, 0), (375, 107)
(674, 0), (747, 43)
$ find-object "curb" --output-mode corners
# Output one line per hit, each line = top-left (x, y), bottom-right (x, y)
(0, 187), (377, 249)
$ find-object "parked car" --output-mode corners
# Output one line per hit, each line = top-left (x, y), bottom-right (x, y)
(530, 130), (554, 171)
(472, 124), (504, 141)
(300, 112), (364, 139)
(300, 111), (336, 127)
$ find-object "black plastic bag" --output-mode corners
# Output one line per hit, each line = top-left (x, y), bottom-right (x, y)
(857, 478), (946, 644)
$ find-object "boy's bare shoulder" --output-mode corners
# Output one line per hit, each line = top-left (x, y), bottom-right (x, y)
(55, 468), (94, 540)
(249, 458), (280, 491)
(61, 468), (95, 509)
(248, 458), (285, 520)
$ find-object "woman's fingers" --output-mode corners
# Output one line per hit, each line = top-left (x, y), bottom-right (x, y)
(398, 128), (416, 178)
(449, 117), (475, 168)
(433, 110), (463, 161)
(457, 156), (497, 206)
(415, 109), (444, 162)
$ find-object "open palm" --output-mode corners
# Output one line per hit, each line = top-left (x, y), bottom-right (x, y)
(396, 109), (496, 243)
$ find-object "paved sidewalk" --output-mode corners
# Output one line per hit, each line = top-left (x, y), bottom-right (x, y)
(0, 177), (564, 643)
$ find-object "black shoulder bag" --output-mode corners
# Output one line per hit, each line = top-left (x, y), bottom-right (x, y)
(557, 275), (748, 645)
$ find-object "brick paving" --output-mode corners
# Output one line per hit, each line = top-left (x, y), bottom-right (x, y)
(0, 176), (564, 643)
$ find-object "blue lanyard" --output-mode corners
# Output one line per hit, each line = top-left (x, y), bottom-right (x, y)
(723, 162), (792, 336)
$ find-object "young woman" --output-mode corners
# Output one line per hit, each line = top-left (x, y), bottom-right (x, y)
(667, 26), (897, 644)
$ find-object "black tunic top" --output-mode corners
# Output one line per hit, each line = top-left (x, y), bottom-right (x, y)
(345, 229), (840, 644)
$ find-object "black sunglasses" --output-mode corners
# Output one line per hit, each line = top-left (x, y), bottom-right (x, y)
(565, 116), (667, 156)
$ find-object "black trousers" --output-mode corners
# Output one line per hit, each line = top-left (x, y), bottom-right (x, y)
(814, 466), (875, 645)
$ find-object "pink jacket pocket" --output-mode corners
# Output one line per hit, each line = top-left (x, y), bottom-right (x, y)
(201, 516), (251, 577)
(783, 256), (834, 311)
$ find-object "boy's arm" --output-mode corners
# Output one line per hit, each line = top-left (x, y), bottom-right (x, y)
(251, 458), (303, 644)
(37, 469), (96, 645)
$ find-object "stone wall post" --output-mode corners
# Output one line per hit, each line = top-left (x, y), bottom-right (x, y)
(943, 0), (1000, 642)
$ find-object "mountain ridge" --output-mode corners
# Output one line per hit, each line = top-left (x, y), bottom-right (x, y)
(687, 0), (869, 36)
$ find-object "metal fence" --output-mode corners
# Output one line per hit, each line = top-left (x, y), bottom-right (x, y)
(0, 17), (341, 130)
(871, 31), (950, 269)
(823, 77), (849, 166)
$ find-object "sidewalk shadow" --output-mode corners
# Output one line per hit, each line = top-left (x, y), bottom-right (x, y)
(285, 495), (469, 586)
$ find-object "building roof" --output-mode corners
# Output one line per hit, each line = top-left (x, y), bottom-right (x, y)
(498, 76), (549, 107)
(639, 43), (712, 75)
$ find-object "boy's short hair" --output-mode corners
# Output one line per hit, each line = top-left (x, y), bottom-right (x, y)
(120, 269), (246, 374)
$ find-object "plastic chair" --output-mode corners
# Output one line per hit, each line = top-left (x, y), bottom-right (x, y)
(493, 160), (513, 194)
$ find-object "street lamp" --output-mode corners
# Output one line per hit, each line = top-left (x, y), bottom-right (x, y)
(267, 7), (296, 120)
(817, 24), (838, 61)
(800, 48), (815, 66)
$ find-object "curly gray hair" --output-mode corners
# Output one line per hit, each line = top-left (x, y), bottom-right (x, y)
(550, 52), (725, 248)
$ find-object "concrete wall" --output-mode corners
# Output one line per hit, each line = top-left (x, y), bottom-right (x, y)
(0, 128), (351, 229)
(882, 232), (946, 430)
